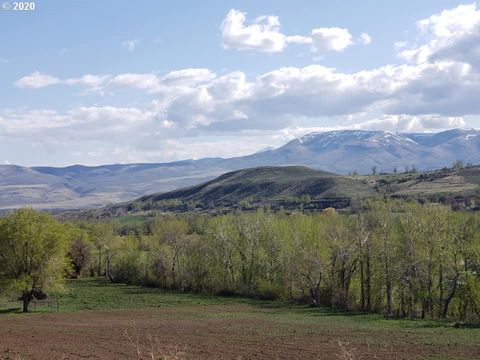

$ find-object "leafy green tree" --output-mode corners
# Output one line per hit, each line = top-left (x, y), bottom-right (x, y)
(365, 199), (398, 318)
(459, 213), (480, 321)
(290, 215), (326, 306)
(397, 203), (442, 318)
(231, 212), (264, 294)
(109, 235), (145, 285)
(68, 226), (92, 276)
(84, 204), (480, 323)
(437, 211), (466, 319)
(0, 209), (71, 312)
(90, 222), (115, 279)
(355, 210), (373, 311)
(205, 215), (237, 290)
(152, 217), (189, 289)
(323, 213), (358, 310)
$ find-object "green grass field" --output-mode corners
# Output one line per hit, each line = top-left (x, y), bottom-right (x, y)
(2, 278), (480, 342)
(0, 278), (261, 313)
(55, 278), (268, 312)
(1, 278), (480, 359)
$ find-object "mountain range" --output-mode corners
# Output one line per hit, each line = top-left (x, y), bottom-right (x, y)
(2, 128), (480, 210)
(67, 164), (480, 220)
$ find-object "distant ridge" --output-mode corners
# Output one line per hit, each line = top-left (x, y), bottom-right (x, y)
(75, 164), (480, 219)
(1, 129), (480, 210)
(86, 166), (376, 217)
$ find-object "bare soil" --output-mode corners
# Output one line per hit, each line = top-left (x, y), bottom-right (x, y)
(0, 305), (478, 360)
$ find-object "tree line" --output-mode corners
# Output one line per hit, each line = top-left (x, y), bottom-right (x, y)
(0, 200), (479, 322)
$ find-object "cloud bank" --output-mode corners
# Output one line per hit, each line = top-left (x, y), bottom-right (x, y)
(219, 9), (368, 53)
(8, 4), (480, 164)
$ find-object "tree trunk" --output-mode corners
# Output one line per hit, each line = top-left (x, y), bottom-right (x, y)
(303, 273), (321, 307)
(22, 294), (30, 313)
(310, 286), (319, 306)
(172, 251), (178, 289)
(97, 248), (102, 277)
(145, 258), (149, 285)
(360, 260), (365, 310)
(438, 265), (444, 318)
(386, 279), (392, 318)
(106, 250), (113, 282)
(385, 259), (392, 318)
(171, 259), (176, 289)
(399, 289), (405, 318)
(366, 251), (371, 311)
(408, 278), (414, 318)
(442, 273), (459, 319)
(427, 253), (434, 318)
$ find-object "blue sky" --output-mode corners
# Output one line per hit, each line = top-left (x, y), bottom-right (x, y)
(1, 0), (479, 166)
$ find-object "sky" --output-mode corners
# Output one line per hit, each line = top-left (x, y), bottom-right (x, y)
(1, 0), (480, 166)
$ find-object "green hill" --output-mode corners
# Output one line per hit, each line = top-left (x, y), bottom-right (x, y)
(363, 165), (480, 209)
(62, 165), (480, 220)
(100, 166), (375, 216)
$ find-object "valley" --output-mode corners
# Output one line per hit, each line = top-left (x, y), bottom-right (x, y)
(2, 129), (480, 210)
(62, 164), (480, 220)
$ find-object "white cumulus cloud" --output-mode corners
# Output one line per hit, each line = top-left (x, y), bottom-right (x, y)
(14, 71), (60, 89)
(398, 3), (480, 66)
(358, 33), (372, 45)
(220, 9), (286, 52)
(309, 27), (353, 52)
(121, 39), (140, 52)
(220, 9), (368, 54)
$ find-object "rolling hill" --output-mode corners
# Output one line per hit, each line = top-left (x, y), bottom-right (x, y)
(1, 128), (480, 210)
(145, 165), (375, 205)
(82, 164), (480, 219)
(375, 165), (480, 202)
(89, 166), (377, 217)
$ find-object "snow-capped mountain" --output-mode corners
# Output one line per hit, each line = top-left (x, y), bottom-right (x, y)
(1, 129), (479, 209)
(273, 130), (424, 172)
(237, 128), (480, 173)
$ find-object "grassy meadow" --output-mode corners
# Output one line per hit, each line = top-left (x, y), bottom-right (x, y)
(1, 277), (480, 359)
